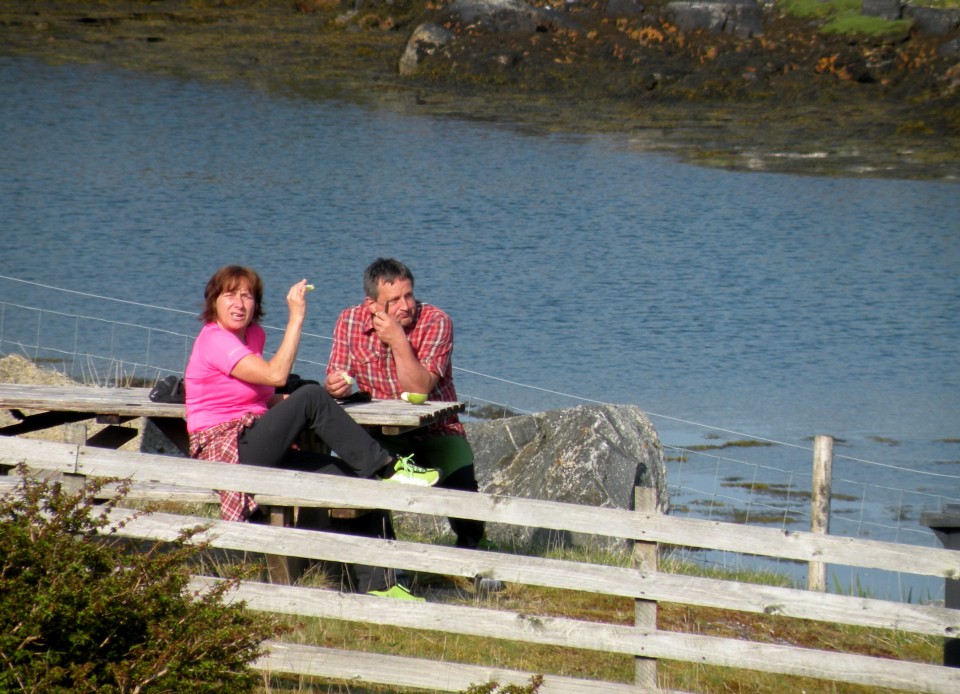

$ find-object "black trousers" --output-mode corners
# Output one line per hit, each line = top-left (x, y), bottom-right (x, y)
(237, 384), (395, 592)
(442, 465), (486, 549)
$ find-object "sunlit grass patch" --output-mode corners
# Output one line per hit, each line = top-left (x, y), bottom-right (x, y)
(780, 0), (915, 39)
(256, 550), (940, 693)
(780, 0), (861, 18)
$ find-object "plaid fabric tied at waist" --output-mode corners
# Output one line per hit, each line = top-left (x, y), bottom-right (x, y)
(188, 412), (260, 522)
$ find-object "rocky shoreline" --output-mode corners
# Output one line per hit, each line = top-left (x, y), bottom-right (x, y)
(1, 0), (958, 178)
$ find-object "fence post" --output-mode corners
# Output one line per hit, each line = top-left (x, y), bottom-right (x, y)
(633, 485), (658, 689)
(808, 434), (833, 592)
(920, 503), (960, 667)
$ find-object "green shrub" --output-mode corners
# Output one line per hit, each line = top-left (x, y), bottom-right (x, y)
(0, 467), (282, 693)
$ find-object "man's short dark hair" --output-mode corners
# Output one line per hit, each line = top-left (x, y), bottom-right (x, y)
(364, 258), (414, 299)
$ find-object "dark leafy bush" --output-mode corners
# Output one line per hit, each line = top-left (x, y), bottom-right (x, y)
(0, 466), (282, 693)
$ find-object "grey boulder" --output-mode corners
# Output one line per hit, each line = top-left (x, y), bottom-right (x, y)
(464, 403), (668, 552)
(398, 22), (455, 76)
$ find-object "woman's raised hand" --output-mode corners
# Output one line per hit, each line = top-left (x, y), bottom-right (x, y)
(286, 279), (310, 322)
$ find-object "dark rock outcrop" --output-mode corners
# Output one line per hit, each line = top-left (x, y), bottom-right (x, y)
(862, 0), (902, 21)
(605, 0), (647, 20)
(439, 0), (576, 33)
(903, 6), (960, 35)
(664, 0), (764, 38)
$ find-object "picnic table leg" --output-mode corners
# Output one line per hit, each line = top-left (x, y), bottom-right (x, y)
(259, 505), (307, 585)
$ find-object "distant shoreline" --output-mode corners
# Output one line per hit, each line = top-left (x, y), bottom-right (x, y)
(1, 0), (958, 178)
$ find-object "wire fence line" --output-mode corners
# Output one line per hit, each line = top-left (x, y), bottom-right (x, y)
(1, 293), (957, 601)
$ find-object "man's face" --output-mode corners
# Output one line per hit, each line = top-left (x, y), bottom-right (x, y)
(374, 278), (416, 328)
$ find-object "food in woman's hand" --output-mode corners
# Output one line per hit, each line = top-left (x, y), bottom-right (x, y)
(305, 284), (315, 291)
(341, 372), (356, 386)
(401, 392), (428, 404)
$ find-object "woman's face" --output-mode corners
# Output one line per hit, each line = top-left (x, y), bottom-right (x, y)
(215, 279), (256, 336)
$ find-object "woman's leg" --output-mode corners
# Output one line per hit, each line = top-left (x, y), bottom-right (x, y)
(240, 423), (398, 594)
(238, 384), (389, 476)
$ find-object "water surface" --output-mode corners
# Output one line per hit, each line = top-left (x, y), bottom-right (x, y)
(2, 56), (958, 598)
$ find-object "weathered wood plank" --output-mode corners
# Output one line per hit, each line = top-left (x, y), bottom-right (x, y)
(12, 466), (952, 637)
(80, 445), (960, 578)
(0, 383), (184, 418)
(255, 641), (660, 694)
(5, 429), (958, 692)
(191, 578), (960, 693)
(0, 473), (368, 509)
(0, 383), (463, 428)
(0, 436), (79, 473)
(115, 508), (960, 638)
(3, 436), (958, 580)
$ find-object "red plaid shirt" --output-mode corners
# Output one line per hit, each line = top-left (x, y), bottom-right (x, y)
(327, 301), (465, 439)
(188, 412), (260, 522)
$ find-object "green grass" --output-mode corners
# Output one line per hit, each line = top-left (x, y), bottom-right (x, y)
(257, 551), (941, 693)
(121, 502), (942, 693)
(235, 536), (940, 693)
(780, 0), (861, 18)
(780, 0), (915, 38)
(823, 14), (914, 39)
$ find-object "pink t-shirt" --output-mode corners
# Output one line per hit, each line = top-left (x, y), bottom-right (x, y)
(184, 322), (273, 432)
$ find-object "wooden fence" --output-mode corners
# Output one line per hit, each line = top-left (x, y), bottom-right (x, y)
(2, 435), (959, 693)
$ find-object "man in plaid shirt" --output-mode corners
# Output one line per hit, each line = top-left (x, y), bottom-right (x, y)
(325, 258), (485, 549)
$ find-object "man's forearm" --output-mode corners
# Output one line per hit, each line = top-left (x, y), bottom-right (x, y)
(392, 340), (437, 393)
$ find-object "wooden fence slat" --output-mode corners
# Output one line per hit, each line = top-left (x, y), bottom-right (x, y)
(122, 509), (960, 638)
(5, 436), (960, 692)
(191, 577), (960, 693)
(0, 476), (369, 508)
(65, 441), (960, 577)
(3, 435), (959, 580)
(0, 436), (79, 473)
(4, 440), (959, 637)
(256, 642), (663, 694)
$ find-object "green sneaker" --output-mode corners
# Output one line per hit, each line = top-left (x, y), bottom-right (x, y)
(381, 454), (440, 487)
(368, 584), (425, 602)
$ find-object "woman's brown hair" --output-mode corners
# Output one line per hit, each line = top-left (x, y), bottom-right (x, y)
(199, 265), (265, 324)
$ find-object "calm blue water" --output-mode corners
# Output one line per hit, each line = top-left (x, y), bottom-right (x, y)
(2, 56), (958, 598)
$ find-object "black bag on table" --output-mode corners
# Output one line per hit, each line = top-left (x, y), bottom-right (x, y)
(149, 374), (185, 404)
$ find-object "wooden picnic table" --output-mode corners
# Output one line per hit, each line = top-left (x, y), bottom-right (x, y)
(0, 382), (464, 452)
(0, 382), (465, 584)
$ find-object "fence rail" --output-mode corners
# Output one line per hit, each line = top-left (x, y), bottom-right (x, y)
(2, 436), (959, 693)
(4, 302), (960, 604)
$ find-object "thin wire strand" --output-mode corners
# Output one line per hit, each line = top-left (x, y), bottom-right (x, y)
(0, 274), (196, 315)
(2, 276), (959, 483)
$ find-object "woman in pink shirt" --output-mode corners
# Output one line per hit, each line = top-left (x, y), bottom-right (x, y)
(184, 265), (437, 599)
